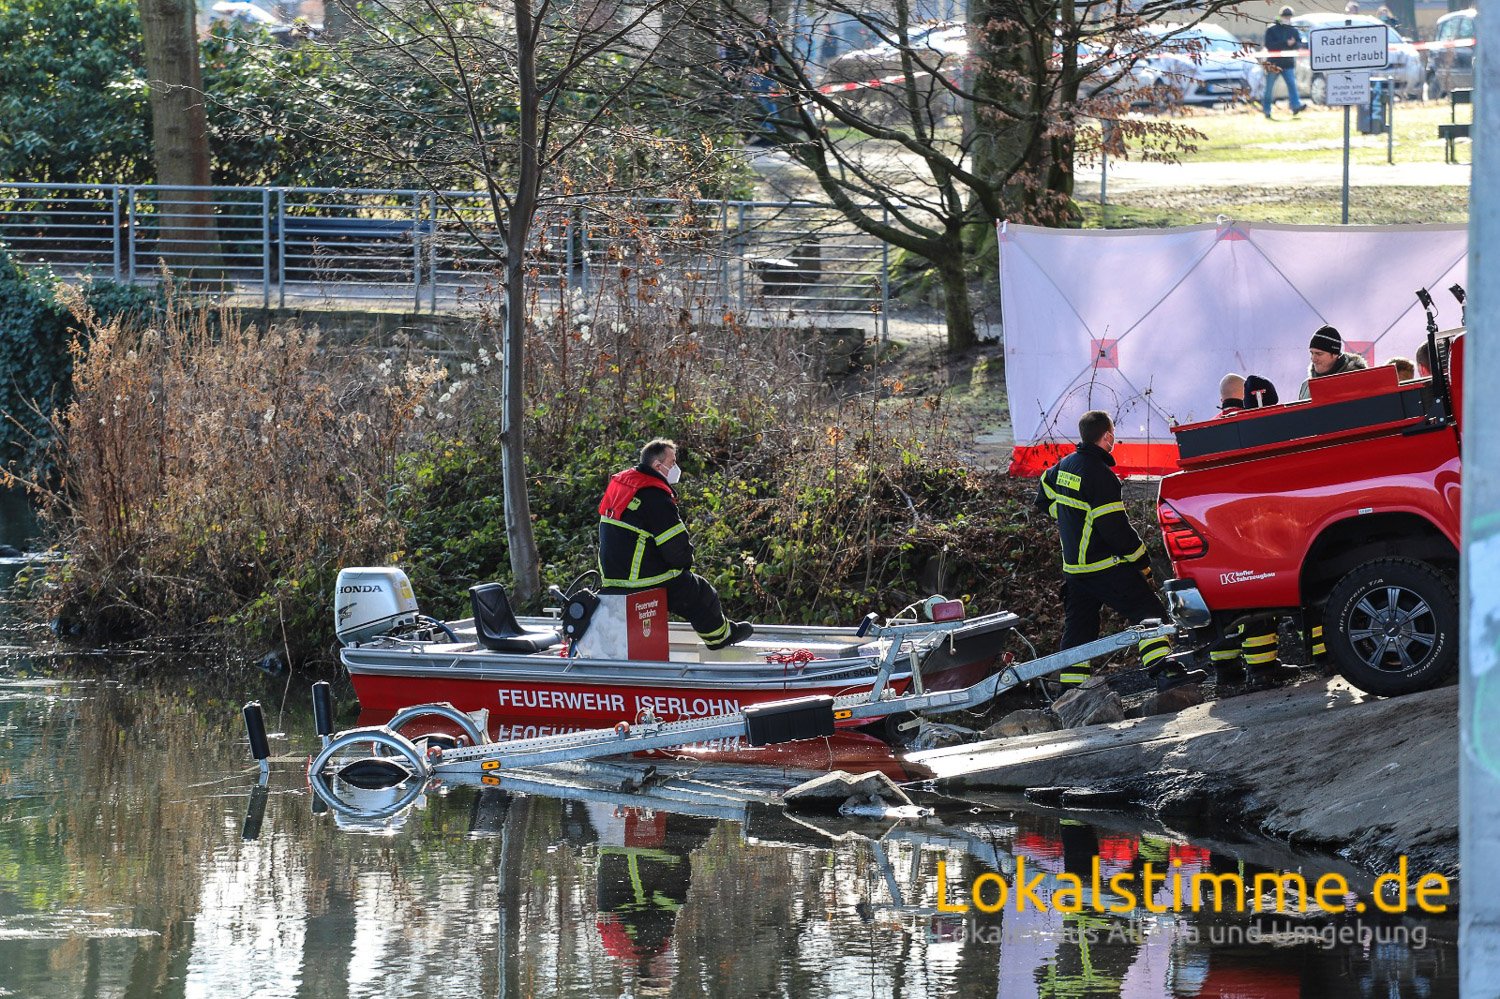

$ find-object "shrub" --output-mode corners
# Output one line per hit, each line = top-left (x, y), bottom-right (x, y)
(0, 250), (161, 471)
(0, 0), (150, 186)
(26, 287), (444, 661)
(18, 211), (1170, 668)
(391, 258), (1118, 651)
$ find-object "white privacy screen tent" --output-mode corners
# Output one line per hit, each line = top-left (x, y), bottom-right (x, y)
(997, 220), (1468, 477)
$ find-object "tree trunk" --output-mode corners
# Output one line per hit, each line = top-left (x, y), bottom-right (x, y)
(1044, 0), (1082, 226)
(968, 0), (1072, 223)
(502, 0), (543, 610)
(138, 0), (221, 278)
(936, 235), (977, 351)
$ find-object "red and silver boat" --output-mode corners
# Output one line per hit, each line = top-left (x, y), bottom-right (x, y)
(335, 568), (1020, 733)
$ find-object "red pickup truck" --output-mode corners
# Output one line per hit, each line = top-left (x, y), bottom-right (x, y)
(1155, 333), (1464, 696)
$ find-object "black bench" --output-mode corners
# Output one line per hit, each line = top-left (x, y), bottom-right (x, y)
(1442, 88), (1472, 163)
(1439, 123), (1470, 163)
(748, 238), (821, 297)
(270, 215), (437, 281)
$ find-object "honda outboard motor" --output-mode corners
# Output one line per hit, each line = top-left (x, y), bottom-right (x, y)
(335, 567), (420, 645)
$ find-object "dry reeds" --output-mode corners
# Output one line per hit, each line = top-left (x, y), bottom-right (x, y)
(31, 282), (444, 655)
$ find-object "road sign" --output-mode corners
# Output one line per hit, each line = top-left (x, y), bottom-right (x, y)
(1327, 70), (1373, 105)
(1309, 24), (1390, 72)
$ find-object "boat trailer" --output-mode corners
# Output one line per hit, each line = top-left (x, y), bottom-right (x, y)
(244, 617), (1175, 818)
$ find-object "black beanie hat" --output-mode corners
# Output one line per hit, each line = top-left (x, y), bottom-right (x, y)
(1244, 375), (1280, 408)
(1309, 325), (1342, 354)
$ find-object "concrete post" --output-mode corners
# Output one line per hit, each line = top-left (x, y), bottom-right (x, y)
(1461, 11), (1500, 991)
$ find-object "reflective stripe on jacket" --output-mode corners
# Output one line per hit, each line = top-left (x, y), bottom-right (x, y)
(597, 467), (692, 588)
(1034, 443), (1147, 574)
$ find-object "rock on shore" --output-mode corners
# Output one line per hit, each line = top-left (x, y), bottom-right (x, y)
(908, 677), (1458, 877)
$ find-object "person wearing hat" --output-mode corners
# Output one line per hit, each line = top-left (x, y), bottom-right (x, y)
(1242, 374), (1280, 408)
(1298, 324), (1368, 400)
(1263, 7), (1306, 120)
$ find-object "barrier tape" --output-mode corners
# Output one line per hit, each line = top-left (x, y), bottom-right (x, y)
(1251, 37), (1474, 58)
(815, 68), (936, 95)
(809, 36), (1473, 98)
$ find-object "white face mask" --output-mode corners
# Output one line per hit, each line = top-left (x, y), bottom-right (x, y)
(664, 463), (682, 485)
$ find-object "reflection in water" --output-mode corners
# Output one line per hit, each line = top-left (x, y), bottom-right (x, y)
(0, 487), (37, 550)
(0, 651), (1460, 999)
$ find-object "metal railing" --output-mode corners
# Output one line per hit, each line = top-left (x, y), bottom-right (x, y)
(0, 183), (891, 334)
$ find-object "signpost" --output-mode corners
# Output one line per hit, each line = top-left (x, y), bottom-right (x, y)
(1309, 23), (1390, 223)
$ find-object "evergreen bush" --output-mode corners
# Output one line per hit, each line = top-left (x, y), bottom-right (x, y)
(0, 249), (160, 471)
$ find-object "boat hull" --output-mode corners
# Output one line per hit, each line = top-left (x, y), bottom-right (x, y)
(344, 612), (1018, 732)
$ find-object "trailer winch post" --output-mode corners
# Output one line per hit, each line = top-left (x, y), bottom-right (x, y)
(312, 681), (335, 749)
(242, 701), (271, 779)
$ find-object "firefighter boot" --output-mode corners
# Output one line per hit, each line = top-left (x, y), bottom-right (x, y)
(1140, 629), (1205, 692)
(1302, 622), (1335, 676)
(1209, 646), (1245, 686)
(1152, 651), (1208, 692)
(1243, 661), (1303, 690)
(1239, 620), (1299, 689)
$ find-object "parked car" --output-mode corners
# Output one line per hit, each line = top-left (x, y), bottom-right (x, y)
(822, 20), (1148, 120)
(821, 20), (968, 119)
(206, 1), (320, 44)
(1427, 8), (1476, 97)
(1290, 13), (1424, 101)
(1129, 23), (1265, 107)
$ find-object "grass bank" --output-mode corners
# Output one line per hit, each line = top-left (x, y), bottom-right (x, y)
(1165, 99), (1468, 167)
(1081, 183), (1468, 227)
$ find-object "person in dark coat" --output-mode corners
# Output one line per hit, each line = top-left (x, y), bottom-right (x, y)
(1298, 325), (1369, 400)
(1242, 375), (1280, 408)
(1262, 7), (1306, 119)
(1217, 373), (1246, 415)
(1034, 411), (1204, 691)
(598, 438), (753, 650)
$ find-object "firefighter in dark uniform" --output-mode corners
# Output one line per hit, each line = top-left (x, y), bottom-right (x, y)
(1203, 379), (1304, 688)
(598, 438), (753, 650)
(1035, 411), (1203, 689)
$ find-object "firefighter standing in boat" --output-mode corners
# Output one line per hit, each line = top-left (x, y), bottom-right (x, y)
(1035, 411), (1203, 690)
(598, 438), (754, 650)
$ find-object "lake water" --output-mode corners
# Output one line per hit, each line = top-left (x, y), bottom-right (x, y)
(0, 487), (37, 551)
(0, 626), (1459, 996)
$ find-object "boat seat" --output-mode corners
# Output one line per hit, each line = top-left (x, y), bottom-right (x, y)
(469, 583), (561, 653)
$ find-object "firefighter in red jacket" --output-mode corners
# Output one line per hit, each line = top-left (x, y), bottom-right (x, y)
(598, 438), (753, 650)
(1035, 411), (1203, 690)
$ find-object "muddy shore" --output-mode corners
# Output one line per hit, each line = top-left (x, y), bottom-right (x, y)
(910, 677), (1458, 878)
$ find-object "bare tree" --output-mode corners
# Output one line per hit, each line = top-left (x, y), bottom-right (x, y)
(276, 1), (726, 607)
(697, 0), (1240, 349)
(138, 0), (221, 275)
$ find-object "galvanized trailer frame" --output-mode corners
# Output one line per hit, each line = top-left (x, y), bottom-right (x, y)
(282, 620), (1176, 807)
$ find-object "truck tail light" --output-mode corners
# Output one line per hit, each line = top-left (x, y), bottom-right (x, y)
(1158, 501), (1207, 560)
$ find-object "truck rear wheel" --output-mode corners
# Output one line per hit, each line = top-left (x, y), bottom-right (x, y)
(1324, 557), (1458, 696)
